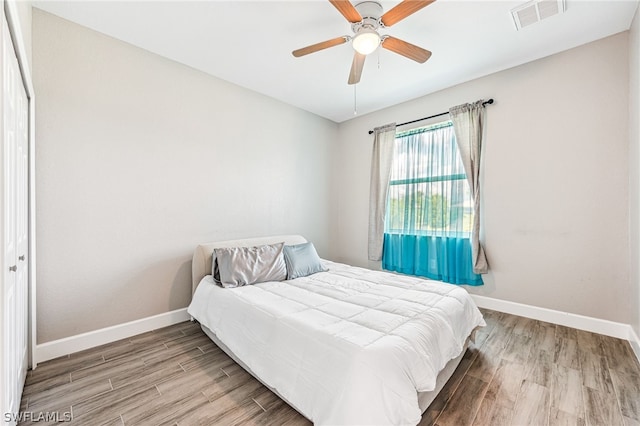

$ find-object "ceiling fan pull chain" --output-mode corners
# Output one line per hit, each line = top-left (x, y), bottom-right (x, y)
(354, 84), (358, 115)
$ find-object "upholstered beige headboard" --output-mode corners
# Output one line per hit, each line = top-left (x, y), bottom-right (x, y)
(191, 234), (308, 294)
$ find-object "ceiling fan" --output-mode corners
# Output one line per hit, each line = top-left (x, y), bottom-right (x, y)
(292, 0), (435, 85)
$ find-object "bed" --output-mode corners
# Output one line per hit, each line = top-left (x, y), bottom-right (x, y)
(187, 235), (485, 425)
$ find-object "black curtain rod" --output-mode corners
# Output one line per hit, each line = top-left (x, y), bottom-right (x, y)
(367, 98), (494, 135)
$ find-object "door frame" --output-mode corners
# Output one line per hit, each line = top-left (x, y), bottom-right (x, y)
(3, 0), (36, 370)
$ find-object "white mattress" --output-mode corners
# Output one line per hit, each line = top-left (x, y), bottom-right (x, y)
(187, 260), (485, 425)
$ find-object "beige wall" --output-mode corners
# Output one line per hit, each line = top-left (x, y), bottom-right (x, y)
(33, 10), (337, 343)
(630, 5), (640, 338)
(33, 6), (638, 342)
(332, 33), (632, 325)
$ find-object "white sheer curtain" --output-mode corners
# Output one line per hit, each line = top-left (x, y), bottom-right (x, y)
(449, 101), (489, 274)
(368, 123), (396, 261)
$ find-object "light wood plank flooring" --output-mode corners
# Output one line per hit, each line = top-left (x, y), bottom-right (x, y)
(19, 309), (640, 425)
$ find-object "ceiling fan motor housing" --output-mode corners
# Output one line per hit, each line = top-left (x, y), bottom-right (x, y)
(351, 1), (384, 33)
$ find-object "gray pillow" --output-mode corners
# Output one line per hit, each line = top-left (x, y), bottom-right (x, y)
(214, 243), (287, 288)
(283, 242), (327, 280)
(211, 253), (221, 285)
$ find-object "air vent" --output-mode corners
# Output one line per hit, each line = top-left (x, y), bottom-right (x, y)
(511, 0), (565, 31)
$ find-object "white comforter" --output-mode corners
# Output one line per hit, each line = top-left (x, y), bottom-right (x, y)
(187, 260), (485, 425)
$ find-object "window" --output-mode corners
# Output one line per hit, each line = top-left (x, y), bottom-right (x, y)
(382, 121), (483, 285)
(386, 122), (472, 236)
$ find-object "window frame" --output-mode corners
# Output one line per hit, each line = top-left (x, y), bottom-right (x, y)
(385, 120), (472, 237)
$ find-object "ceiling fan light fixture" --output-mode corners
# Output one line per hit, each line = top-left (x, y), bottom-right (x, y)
(352, 29), (380, 55)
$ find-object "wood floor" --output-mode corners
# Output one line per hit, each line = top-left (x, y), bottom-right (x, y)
(19, 309), (640, 426)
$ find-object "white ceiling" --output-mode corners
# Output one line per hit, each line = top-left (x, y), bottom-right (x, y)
(33, 0), (639, 123)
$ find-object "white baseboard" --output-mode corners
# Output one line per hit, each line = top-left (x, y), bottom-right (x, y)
(471, 294), (633, 340)
(32, 298), (640, 367)
(630, 327), (640, 364)
(34, 308), (190, 366)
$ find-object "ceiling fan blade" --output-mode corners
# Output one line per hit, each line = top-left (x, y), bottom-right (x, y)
(329, 0), (362, 23)
(292, 36), (348, 57)
(381, 0), (436, 27)
(382, 36), (432, 63)
(348, 52), (366, 85)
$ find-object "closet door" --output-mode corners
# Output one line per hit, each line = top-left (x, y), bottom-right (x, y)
(14, 18), (29, 398)
(2, 16), (28, 425)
